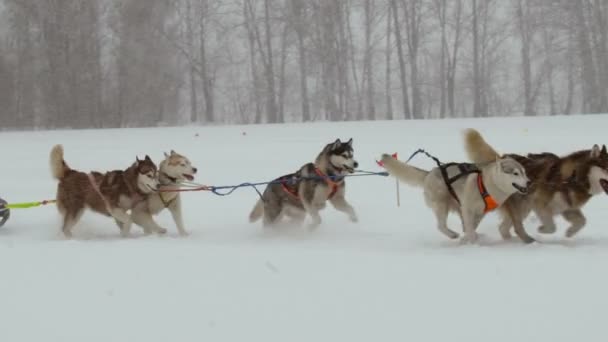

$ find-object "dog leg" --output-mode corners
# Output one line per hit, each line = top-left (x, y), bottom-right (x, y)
(263, 199), (283, 228)
(168, 202), (187, 236)
(461, 210), (483, 244)
(432, 202), (459, 239)
(285, 205), (306, 227)
(132, 210), (167, 235)
(300, 185), (325, 230)
(329, 195), (358, 223)
(535, 207), (557, 234)
(61, 214), (79, 238)
(302, 201), (322, 230)
(505, 203), (535, 244)
(114, 219), (124, 233)
(169, 208), (188, 236)
(563, 209), (586, 238)
(61, 208), (84, 238)
(111, 208), (133, 237)
(498, 216), (513, 240)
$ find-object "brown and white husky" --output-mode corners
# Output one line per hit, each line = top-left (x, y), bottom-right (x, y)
(50, 144), (158, 238)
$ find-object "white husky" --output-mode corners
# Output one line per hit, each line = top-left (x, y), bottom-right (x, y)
(128, 150), (197, 236)
(379, 153), (530, 243)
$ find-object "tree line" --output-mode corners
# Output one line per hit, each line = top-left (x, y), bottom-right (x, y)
(1, 0), (607, 130)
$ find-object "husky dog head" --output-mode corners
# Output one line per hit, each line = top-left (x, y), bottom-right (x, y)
(327, 138), (359, 174)
(493, 157), (530, 195)
(159, 150), (198, 183)
(587, 144), (608, 195)
(135, 155), (159, 194)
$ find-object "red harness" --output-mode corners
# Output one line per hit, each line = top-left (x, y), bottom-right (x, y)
(280, 168), (341, 200)
(477, 173), (498, 213)
(281, 179), (299, 200)
(314, 168), (340, 199)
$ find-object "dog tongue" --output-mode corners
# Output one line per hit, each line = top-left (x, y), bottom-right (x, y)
(184, 174), (194, 181)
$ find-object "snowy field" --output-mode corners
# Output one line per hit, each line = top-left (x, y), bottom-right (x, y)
(1, 115), (608, 342)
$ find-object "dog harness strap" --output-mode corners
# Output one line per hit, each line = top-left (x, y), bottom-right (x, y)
(281, 182), (300, 200)
(477, 173), (498, 213)
(439, 163), (461, 205)
(314, 168), (340, 199)
(159, 192), (176, 208)
(279, 174), (300, 200)
(87, 173), (114, 215)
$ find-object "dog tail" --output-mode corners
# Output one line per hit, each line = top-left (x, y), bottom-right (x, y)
(380, 154), (428, 187)
(463, 128), (501, 163)
(249, 199), (264, 222)
(50, 144), (70, 180)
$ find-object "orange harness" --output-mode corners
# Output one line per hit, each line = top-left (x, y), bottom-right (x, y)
(438, 162), (498, 214)
(476, 173), (498, 213)
(279, 168), (341, 201)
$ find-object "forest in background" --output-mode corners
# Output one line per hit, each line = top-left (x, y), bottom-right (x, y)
(1, 0), (608, 129)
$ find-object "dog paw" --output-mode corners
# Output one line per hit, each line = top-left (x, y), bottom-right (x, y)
(178, 230), (190, 237)
(565, 226), (581, 238)
(500, 231), (513, 240)
(521, 236), (536, 244)
(156, 227), (168, 235)
(446, 231), (459, 239)
(538, 225), (556, 234)
(459, 232), (478, 244)
(349, 214), (358, 223)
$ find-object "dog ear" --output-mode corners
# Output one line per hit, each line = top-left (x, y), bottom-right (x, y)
(164, 151), (170, 159)
(591, 144), (601, 158)
(136, 156), (141, 163)
(331, 139), (341, 150)
(346, 138), (353, 147)
(145, 155), (152, 162)
(170, 150), (177, 155)
(602, 144), (607, 156)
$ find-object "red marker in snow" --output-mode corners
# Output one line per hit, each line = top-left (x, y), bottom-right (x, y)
(376, 152), (400, 207)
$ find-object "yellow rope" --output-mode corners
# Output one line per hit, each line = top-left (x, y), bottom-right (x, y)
(4, 199), (56, 209)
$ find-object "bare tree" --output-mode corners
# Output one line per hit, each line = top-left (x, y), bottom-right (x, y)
(291, 0), (310, 122)
(391, 0), (411, 119)
(403, 0), (422, 118)
(385, 2), (394, 120)
(516, 0), (536, 116)
(2, 0), (608, 130)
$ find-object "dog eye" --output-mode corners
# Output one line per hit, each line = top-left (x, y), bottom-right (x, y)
(514, 172), (519, 176)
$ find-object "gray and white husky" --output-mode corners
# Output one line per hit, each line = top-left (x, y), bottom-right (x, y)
(127, 150), (198, 236)
(249, 138), (359, 230)
(379, 153), (530, 243)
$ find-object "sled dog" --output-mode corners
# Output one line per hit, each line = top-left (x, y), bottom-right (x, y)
(127, 150), (198, 236)
(249, 138), (359, 229)
(50, 145), (158, 238)
(379, 153), (529, 243)
(464, 128), (608, 241)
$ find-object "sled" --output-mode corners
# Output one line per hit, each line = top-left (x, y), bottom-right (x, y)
(0, 197), (9, 228)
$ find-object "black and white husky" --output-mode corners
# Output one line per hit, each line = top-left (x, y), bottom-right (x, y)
(249, 138), (359, 230)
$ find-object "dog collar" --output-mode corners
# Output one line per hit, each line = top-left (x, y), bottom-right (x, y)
(477, 173), (498, 213)
(160, 173), (178, 185)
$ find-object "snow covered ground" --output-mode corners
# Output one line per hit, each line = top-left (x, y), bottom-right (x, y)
(1, 115), (608, 342)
